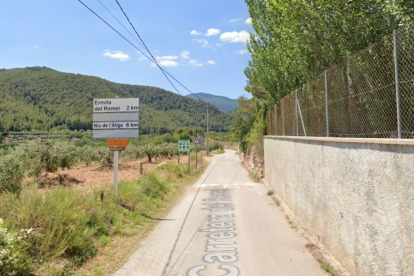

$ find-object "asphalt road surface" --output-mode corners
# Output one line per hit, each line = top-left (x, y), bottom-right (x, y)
(114, 150), (327, 276)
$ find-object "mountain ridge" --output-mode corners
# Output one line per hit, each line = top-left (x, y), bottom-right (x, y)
(186, 92), (238, 112)
(0, 67), (234, 134)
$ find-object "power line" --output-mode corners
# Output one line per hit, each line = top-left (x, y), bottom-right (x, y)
(96, 0), (199, 100)
(78, 0), (204, 101)
(114, 0), (203, 100)
(77, 0), (182, 96)
(77, 0), (150, 62)
(96, 0), (145, 49)
(96, 0), (193, 99)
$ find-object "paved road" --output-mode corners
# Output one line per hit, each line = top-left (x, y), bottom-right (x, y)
(114, 150), (327, 276)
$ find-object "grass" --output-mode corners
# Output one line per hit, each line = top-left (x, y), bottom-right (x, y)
(216, 149), (225, 154)
(320, 262), (338, 276)
(0, 159), (207, 275)
(249, 171), (261, 182)
(267, 190), (274, 195)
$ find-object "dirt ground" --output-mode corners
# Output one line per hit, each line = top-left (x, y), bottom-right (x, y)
(26, 152), (206, 189)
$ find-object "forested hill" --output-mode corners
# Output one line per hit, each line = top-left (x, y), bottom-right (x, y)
(0, 67), (233, 134)
(186, 92), (238, 112)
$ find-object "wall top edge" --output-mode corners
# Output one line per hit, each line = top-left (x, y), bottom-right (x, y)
(264, 135), (414, 146)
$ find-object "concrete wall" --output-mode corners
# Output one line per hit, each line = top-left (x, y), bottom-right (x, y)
(264, 136), (414, 276)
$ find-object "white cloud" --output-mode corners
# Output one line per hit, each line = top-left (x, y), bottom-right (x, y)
(207, 60), (215, 65)
(151, 55), (179, 67)
(154, 60), (179, 67)
(33, 45), (39, 49)
(220, 30), (250, 43)
(156, 55), (178, 60)
(103, 50), (130, 61)
(230, 19), (242, 23)
(188, 60), (203, 67)
(193, 38), (210, 48)
(205, 28), (221, 36)
(236, 50), (249, 55)
(137, 52), (148, 61)
(190, 30), (202, 35)
(245, 18), (252, 24)
(181, 51), (190, 59)
(216, 43), (221, 47)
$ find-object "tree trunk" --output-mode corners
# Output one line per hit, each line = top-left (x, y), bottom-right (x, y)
(144, 150), (152, 163)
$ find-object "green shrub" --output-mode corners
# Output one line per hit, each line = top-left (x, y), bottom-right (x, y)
(98, 235), (110, 247)
(74, 132), (83, 139)
(153, 133), (175, 145)
(0, 218), (31, 275)
(18, 141), (79, 177)
(0, 154), (24, 194)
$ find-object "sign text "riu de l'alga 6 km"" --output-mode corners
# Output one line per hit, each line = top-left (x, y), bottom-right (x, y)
(94, 99), (139, 112)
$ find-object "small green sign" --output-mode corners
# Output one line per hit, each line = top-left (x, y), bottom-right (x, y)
(178, 140), (191, 152)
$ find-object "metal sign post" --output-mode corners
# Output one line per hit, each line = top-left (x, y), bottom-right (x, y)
(193, 137), (200, 170)
(114, 150), (118, 199)
(178, 140), (191, 172)
(200, 136), (204, 166)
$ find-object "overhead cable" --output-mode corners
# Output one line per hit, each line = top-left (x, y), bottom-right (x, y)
(78, 0), (182, 95)
(114, 0), (204, 101)
(79, 0), (204, 102)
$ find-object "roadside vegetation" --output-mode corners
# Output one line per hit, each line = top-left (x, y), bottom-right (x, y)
(0, 127), (223, 275)
(232, 0), (414, 154)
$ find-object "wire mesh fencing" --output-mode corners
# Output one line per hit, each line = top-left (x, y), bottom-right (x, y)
(267, 28), (414, 139)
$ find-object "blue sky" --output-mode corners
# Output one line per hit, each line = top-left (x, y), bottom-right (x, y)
(0, 0), (253, 100)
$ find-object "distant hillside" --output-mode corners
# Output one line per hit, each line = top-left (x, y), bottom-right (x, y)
(186, 92), (238, 112)
(0, 67), (234, 134)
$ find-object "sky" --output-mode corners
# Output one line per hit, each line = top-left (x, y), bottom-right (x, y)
(0, 0), (254, 100)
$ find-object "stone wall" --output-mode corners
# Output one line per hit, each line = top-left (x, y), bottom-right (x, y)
(264, 136), (414, 276)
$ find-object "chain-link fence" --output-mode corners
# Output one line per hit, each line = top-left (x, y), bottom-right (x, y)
(267, 28), (414, 139)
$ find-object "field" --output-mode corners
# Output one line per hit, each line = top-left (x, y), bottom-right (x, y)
(0, 129), (223, 275)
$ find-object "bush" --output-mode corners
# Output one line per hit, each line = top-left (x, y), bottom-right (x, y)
(18, 141), (79, 177)
(73, 132), (83, 139)
(0, 218), (31, 275)
(0, 154), (24, 194)
(153, 133), (175, 145)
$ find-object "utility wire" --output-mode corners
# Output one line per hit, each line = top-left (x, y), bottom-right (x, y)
(78, 0), (183, 96)
(78, 0), (204, 101)
(114, 0), (203, 100)
(78, 0), (150, 62)
(97, 0), (201, 101)
(96, 0), (145, 49)
(114, 0), (182, 97)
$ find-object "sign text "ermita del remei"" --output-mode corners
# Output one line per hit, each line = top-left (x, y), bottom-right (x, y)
(94, 99), (139, 113)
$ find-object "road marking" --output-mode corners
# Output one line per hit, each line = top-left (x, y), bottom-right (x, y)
(187, 189), (240, 276)
(194, 183), (257, 187)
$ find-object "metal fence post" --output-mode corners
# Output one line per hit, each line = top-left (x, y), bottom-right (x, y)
(274, 104), (277, 135)
(393, 30), (402, 139)
(282, 99), (285, 136)
(325, 70), (329, 137)
(296, 99), (307, 136)
(266, 110), (270, 134)
(295, 89), (298, 136)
